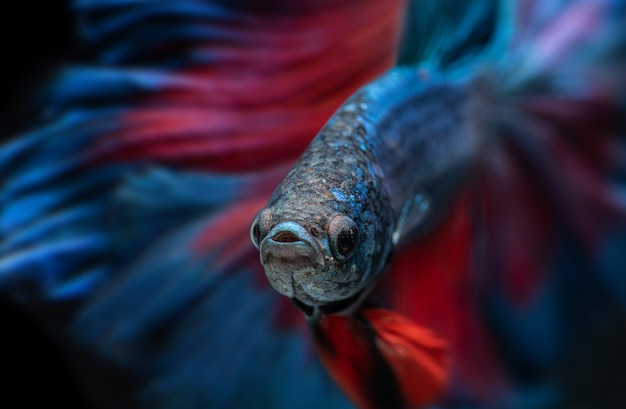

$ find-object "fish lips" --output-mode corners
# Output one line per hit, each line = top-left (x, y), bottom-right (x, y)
(260, 222), (326, 299)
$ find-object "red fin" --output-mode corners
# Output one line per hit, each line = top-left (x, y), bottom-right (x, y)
(382, 192), (508, 400)
(363, 309), (449, 408)
(312, 310), (449, 409)
(312, 314), (399, 409)
(93, 0), (405, 172)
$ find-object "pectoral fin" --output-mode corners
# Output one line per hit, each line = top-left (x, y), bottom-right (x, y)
(392, 192), (431, 245)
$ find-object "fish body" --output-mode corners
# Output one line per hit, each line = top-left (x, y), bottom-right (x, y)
(253, 0), (626, 408)
(252, 69), (483, 313)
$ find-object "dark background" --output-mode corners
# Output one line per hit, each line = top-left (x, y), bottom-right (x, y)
(0, 2), (93, 407)
(0, 1), (76, 137)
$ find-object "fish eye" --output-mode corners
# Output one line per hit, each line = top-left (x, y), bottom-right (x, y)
(328, 214), (359, 259)
(250, 208), (271, 249)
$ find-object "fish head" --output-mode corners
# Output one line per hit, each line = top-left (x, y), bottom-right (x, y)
(250, 179), (394, 313)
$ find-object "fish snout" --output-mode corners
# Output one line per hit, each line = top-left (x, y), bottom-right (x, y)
(259, 222), (324, 298)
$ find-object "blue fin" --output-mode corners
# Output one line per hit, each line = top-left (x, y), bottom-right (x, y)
(71, 203), (351, 409)
(396, 0), (499, 68)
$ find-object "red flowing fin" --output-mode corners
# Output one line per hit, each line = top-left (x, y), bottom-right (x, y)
(470, 141), (558, 305)
(90, 0), (405, 173)
(312, 314), (402, 409)
(363, 309), (449, 408)
(382, 191), (509, 401)
(467, 97), (625, 312)
(477, 0), (626, 303)
(514, 98), (626, 245)
(312, 310), (449, 409)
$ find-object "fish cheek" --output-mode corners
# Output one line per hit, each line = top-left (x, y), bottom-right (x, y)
(326, 258), (362, 285)
(295, 269), (354, 302)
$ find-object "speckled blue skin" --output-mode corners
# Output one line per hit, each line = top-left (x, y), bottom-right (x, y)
(252, 67), (484, 312)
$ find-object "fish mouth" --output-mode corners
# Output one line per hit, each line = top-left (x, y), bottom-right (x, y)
(259, 222), (325, 298)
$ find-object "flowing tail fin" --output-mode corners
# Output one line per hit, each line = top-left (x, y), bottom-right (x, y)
(478, 0), (626, 302)
(334, 1), (626, 408)
(464, 0), (626, 405)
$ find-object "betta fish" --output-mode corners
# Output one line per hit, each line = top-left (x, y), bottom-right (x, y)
(252, 0), (626, 408)
(1, 1), (626, 409)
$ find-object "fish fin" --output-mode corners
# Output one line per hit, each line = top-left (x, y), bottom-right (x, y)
(312, 309), (449, 409)
(363, 309), (449, 408)
(482, 0), (626, 303)
(396, 0), (498, 68)
(71, 197), (351, 409)
(384, 192), (508, 403)
(0, 143), (350, 408)
(409, 0), (626, 403)
(61, 0), (405, 172)
(0, 136), (275, 302)
(0, 115), (130, 302)
(502, 0), (626, 86)
(392, 192), (431, 245)
(389, 8), (626, 388)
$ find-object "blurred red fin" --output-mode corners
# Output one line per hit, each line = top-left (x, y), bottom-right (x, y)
(384, 192), (508, 399)
(90, 0), (405, 172)
(313, 314), (387, 409)
(364, 309), (449, 408)
(312, 309), (449, 409)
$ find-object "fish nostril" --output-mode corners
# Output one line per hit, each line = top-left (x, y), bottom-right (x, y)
(272, 231), (301, 243)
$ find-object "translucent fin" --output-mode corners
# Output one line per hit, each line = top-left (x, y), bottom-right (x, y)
(392, 192), (431, 245)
